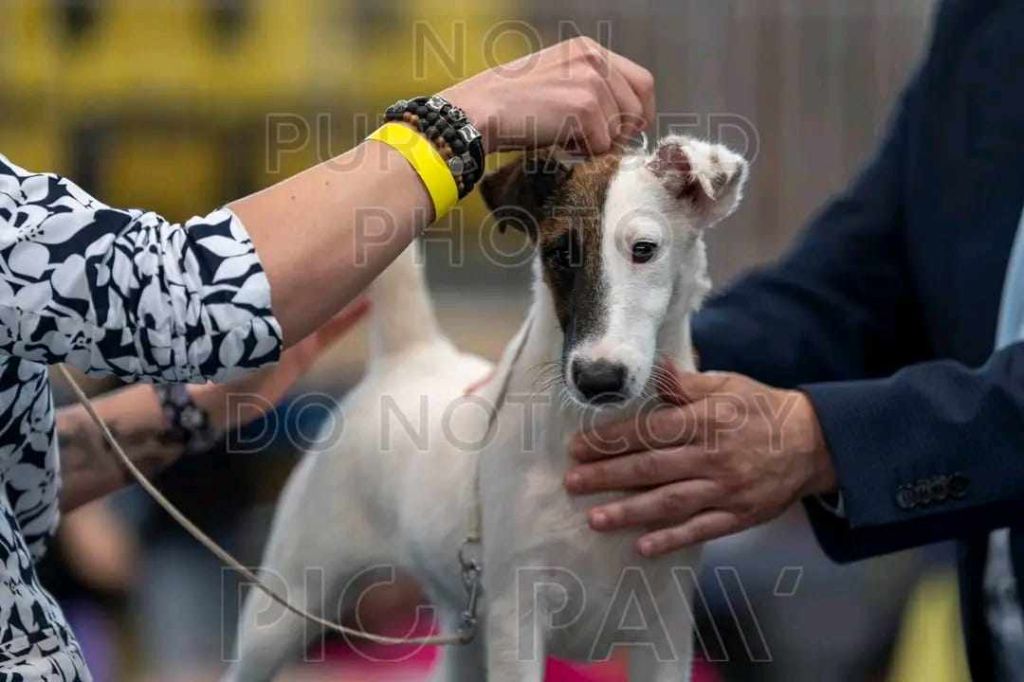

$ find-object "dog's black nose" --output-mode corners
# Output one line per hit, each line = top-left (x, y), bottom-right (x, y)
(572, 359), (627, 404)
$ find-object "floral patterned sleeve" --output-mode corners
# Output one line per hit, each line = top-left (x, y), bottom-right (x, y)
(0, 154), (285, 674)
(0, 153), (282, 382)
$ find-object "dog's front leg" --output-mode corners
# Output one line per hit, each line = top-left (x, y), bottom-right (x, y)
(626, 582), (696, 682)
(628, 641), (694, 682)
(430, 615), (487, 682)
(484, 590), (547, 682)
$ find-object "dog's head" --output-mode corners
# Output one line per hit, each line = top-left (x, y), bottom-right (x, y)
(481, 136), (748, 406)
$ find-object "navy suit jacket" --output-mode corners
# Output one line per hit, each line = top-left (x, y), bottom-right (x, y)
(692, 1), (1024, 677)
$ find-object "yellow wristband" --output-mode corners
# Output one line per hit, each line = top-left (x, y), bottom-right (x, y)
(367, 123), (459, 221)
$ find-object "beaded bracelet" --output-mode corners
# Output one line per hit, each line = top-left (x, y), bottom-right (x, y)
(153, 384), (220, 456)
(384, 95), (486, 199)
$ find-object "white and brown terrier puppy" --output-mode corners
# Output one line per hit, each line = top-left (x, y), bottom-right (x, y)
(227, 136), (748, 682)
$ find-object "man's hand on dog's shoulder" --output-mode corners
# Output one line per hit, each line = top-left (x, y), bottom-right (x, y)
(565, 362), (838, 558)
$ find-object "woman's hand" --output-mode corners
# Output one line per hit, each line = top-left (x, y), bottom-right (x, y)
(441, 37), (656, 155)
(58, 298), (369, 512)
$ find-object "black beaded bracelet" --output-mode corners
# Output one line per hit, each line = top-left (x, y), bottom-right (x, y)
(154, 384), (220, 456)
(384, 95), (486, 199)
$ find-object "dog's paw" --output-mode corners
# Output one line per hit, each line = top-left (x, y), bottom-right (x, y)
(645, 136), (749, 226)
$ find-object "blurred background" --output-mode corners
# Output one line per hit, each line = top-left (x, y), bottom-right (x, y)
(1, 0), (967, 680)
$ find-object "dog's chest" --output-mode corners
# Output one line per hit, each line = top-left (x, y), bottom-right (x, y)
(479, 421), (699, 659)
(480, 408), (658, 589)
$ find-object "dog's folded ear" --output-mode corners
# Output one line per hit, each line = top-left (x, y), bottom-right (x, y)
(480, 150), (574, 239)
(646, 136), (749, 227)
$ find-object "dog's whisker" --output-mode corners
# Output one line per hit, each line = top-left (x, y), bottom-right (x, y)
(528, 360), (560, 375)
(533, 371), (562, 391)
(529, 362), (563, 392)
(532, 364), (565, 393)
(648, 364), (679, 400)
(559, 386), (576, 413)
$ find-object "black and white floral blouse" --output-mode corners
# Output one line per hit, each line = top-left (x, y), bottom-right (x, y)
(0, 153), (282, 679)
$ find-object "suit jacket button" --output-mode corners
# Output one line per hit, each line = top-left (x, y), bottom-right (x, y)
(930, 476), (949, 502)
(914, 479), (933, 506)
(896, 485), (917, 510)
(949, 473), (969, 499)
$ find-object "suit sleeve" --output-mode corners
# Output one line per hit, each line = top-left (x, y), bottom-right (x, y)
(690, 88), (935, 562)
(0, 154), (282, 382)
(799, 344), (1024, 562)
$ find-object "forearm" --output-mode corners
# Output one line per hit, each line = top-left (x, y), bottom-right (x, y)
(232, 139), (431, 345)
(56, 299), (373, 510)
(58, 383), (184, 512)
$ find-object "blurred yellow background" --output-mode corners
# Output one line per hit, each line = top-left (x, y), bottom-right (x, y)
(1, 0), (522, 217)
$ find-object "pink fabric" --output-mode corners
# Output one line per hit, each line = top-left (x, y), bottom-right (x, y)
(317, 638), (719, 681)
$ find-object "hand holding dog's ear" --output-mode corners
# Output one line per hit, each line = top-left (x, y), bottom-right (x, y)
(441, 37), (655, 155)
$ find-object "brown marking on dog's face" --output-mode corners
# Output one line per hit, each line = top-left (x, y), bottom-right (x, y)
(482, 137), (749, 406)
(481, 152), (621, 350)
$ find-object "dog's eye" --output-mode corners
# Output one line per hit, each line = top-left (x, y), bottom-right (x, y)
(631, 240), (659, 264)
(551, 246), (573, 269)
